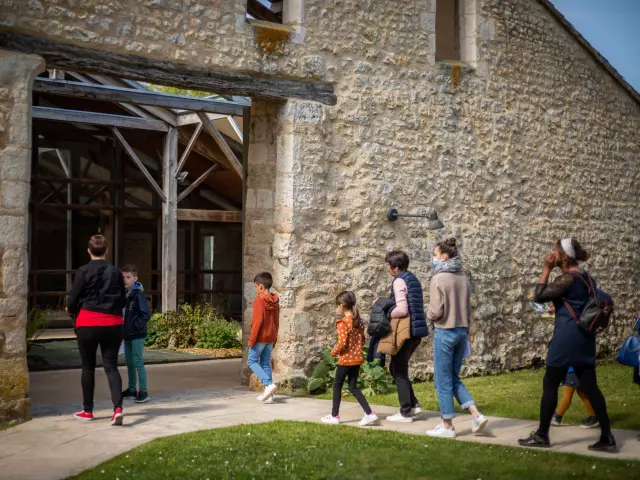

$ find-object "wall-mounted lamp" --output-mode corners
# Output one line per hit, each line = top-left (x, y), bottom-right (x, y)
(387, 208), (444, 230)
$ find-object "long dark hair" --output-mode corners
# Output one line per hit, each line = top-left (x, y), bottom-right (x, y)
(335, 290), (362, 329)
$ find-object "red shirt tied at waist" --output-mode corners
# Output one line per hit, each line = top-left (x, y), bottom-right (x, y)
(75, 309), (124, 328)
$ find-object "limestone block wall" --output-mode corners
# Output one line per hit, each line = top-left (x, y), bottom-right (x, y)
(1, 0), (639, 387)
(0, 51), (44, 422)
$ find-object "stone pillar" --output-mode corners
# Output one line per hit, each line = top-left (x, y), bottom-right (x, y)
(0, 50), (45, 422)
(242, 100), (279, 385)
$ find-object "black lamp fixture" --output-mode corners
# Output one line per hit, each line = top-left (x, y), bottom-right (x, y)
(387, 208), (444, 230)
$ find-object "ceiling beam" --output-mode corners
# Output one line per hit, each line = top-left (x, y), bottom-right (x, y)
(177, 164), (220, 203)
(176, 209), (242, 222)
(34, 78), (248, 116)
(197, 112), (243, 178)
(1, 32), (336, 105)
(32, 106), (169, 132)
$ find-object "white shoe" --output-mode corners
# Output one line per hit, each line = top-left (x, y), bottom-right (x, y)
(359, 413), (379, 426)
(262, 383), (277, 401)
(471, 414), (488, 434)
(264, 395), (275, 404)
(387, 412), (414, 423)
(321, 414), (340, 425)
(426, 423), (456, 438)
(412, 405), (422, 416)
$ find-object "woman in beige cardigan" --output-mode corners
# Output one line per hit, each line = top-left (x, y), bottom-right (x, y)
(426, 238), (488, 438)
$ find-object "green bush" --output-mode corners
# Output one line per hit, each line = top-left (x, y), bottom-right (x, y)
(307, 346), (392, 397)
(26, 309), (51, 349)
(145, 304), (241, 350)
(196, 319), (241, 349)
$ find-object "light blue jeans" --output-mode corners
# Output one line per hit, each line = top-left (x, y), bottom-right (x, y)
(433, 327), (475, 419)
(248, 343), (274, 387)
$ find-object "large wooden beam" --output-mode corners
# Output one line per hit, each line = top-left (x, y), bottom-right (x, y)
(34, 78), (248, 116)
(176, 122), (203, 175)
(177, 127), (240, 179)
(177, 164), (220, 203)
(162, 127), (179, 312)
(33, 106), (169, 132)
(197, 112), (243, 178)
(177, 209), (242, 222)
(111, 128), (167, 201)
(1, 32), (337, 105)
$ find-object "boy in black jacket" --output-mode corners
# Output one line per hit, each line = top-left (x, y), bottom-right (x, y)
(121, 265), (151, 403)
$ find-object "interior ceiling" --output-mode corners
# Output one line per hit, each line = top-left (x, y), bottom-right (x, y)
(33, 71), (245, 208)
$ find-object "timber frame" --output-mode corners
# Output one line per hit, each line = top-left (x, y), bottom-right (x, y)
(0, 32), (337, 105)
(29, 70), (246, 315)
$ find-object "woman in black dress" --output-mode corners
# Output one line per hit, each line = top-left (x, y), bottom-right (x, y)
(518, 238), (616, 452)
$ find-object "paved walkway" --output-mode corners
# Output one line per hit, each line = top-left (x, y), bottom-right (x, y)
(2, 385), (639, 479)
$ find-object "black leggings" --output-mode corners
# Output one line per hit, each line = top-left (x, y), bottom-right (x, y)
(332, 365), (372, 417)
(538, 365), (610, 436)
(76, 326), (123, 412)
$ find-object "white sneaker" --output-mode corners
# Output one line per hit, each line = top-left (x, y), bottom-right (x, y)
(264, 395), (275, 404)
(359, 413), (379, 426)
(412, 405), (422, 416)
(471, 414), (488, 434)
(426, 423), (456, 438)
(321, 414), (340, 425)
(387, 412), (414, 423)
(262, 383), (277, 401)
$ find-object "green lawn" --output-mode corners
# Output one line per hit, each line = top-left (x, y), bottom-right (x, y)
(69, 421), (639, 480)
(318, 363), (640, 430)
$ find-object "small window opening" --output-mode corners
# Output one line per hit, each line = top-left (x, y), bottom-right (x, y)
(247, 0), (284, 24)
(436, 0), (460, 61)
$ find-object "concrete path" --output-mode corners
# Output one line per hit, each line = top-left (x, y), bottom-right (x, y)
(1, 386), (639, 480)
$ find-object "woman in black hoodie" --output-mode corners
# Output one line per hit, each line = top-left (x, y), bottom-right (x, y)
(67, 235), (126, 425)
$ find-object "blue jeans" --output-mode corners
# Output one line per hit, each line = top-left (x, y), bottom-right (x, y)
(433, 327), (475, 419)
(248, 343), (274, 387)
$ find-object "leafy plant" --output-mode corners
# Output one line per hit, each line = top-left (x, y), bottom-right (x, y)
(26, 309), (51, 350)
(196, 318), (242, 349)
(145, 304), (240, 350)
(307, 347), (392, 397)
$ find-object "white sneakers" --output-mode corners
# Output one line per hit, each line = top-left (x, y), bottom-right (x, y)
(471, 414), (488, 434)
(411, 405), (422, 416)
(321, 414), (340, 424)
(427, 423), (457, 438)
(257, 383), (278, 402)
(426, 415), (488, 438)
(321, 413), (379, 426)
(359, 413), (380, 426)
(387, 412), (414, 423)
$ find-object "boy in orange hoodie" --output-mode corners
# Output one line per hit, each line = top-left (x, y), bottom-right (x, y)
(248, 272), (280, 403)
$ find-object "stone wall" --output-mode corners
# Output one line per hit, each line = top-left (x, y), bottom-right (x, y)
(1, 0), (639, 389)
(0, 51), (44, 422)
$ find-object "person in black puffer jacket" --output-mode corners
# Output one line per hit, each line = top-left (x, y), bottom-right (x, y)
(367, 298), (395, 366)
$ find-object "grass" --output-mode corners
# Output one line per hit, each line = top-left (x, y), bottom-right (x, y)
(317, 363), (640, 430)
(69, 421), (639, 480)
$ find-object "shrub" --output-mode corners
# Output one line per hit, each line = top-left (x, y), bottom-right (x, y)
(145, 304), (241, 350)
(196, 318), (241, 349)
(26, 309), (51, 350)
(306, 346), (393, 397)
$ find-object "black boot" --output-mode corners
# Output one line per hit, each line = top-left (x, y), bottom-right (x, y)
(518, 431), (551, 448)
(588, 434), (617, 453)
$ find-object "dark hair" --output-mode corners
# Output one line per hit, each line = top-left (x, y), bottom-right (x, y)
(435, 237), (459, 259)
(335, 290), (362, 329)
(555, 238), (589, 269)
(254, 271), (273, 290)
(385, 250), (410, 271)
(121, 264), (138, 276)
(88, 235), (108, 257)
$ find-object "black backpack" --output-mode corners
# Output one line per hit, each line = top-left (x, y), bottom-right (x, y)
(563, 271), (613, 335)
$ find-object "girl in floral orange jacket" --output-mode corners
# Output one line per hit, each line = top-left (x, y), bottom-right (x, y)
(321, 291), (379, 427)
